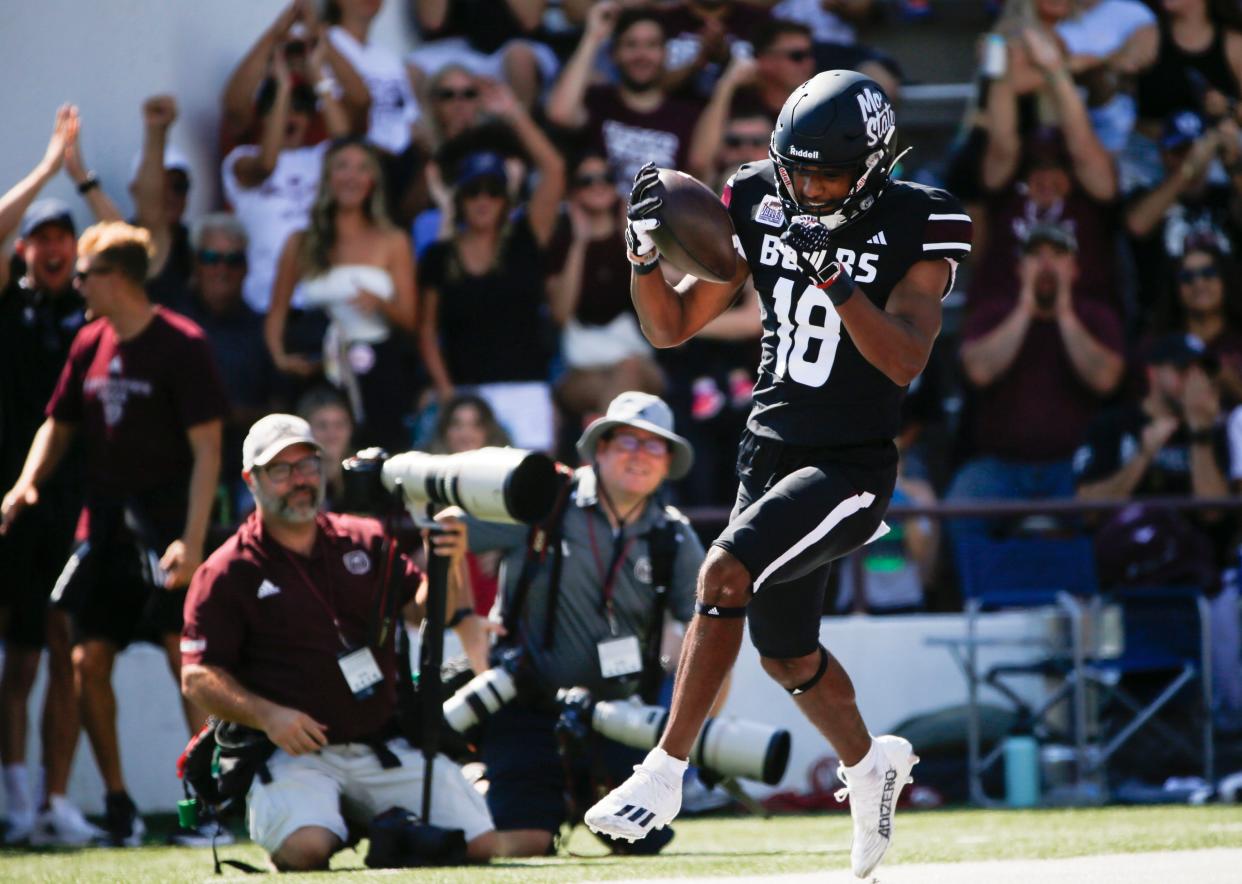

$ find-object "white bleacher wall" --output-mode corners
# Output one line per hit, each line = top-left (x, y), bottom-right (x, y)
(0, 0), (416, 236)
(0, 612), (1053, 815)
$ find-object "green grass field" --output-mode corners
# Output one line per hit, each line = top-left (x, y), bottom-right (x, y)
(3, 805), (1241, 883)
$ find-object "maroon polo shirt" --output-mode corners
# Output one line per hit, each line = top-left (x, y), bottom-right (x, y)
(182, 512), (421, 743)
(46, 308), (228, 523)
(962, 295), (1125, 462)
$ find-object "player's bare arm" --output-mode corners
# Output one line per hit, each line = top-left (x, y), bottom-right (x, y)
(630, 257), (752, 348)
(625, 160), (752, 347)
(836, 258), (948, 386)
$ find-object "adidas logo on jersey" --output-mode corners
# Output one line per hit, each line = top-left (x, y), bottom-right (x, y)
(866, 231), (888, 246)
(257, 579), (282, 599)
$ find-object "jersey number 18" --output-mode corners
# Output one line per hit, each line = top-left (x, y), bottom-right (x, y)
(772, 277), (841, 387)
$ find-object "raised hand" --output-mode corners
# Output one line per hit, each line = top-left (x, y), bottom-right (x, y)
(626, 162), (663, 268)
(143, 95), (178, 132)
(41, 104), (75, 175)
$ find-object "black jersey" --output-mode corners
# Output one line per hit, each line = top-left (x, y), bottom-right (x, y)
(723, 160), (971, 448)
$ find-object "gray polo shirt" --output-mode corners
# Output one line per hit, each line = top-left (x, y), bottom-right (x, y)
(466, 467), (703, 699)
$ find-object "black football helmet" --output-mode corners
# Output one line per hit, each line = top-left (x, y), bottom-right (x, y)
(769, 70), (902, 231)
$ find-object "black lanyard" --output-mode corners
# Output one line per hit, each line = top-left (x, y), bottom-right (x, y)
(279, 546), (352, 650)
(586, 514), (636, 631)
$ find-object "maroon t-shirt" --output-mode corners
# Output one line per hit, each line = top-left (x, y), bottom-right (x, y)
(969, 186), (1121, 310)
(585, 85), (703, 197)
(962, 297), (1125, 461)
(182, 512), (421, 743)
(546, 222), (633, 326)
(46, 308), (228, 509)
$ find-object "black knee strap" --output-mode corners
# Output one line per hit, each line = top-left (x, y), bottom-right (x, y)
(787, 645), (830, 696)
(695, 601), (747, 619)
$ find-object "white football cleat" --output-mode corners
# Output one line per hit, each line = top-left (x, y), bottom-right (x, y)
(584, 750), (684, 843)
(834, 735), (919, 879)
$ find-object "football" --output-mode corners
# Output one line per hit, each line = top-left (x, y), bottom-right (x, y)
(648, 169), (738, 283)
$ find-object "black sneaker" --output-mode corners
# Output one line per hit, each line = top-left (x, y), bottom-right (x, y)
(100, 792), (146, 847)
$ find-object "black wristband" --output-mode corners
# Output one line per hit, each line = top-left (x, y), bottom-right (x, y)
(447, 606), (474, 628)
(818, 268), (856, 307)
(76, 173), (100, 195)
(631, 257), (661, 275)
(1188, 427), (1216, 446)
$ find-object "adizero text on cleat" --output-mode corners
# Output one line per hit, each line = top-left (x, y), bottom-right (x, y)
(834, 735), (918, 878)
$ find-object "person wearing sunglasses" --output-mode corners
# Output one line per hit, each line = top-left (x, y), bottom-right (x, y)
(179, 214), (279, 520)
(1126, 109), (1242, 317)
(417, 80), (565, 453)
(1151, 241), (1242, 405)
(453, 391), (704, 858)
(2, 221), (229, 849)
(181, 413), (527, 869)
(0, 106), (119, 850)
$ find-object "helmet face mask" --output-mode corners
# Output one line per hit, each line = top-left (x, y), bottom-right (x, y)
(769, 71), (901, 231)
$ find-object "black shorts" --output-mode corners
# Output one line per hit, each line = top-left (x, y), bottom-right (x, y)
(52, 503), (185, 649)
(714, 430), (897, 659)
(0, 499), (77, 648)
(480, 704), (646, 834)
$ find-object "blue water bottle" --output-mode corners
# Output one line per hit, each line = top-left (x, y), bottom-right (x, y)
(1003, 735), (1040, 808)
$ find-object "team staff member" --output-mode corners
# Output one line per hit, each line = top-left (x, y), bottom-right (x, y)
(586, 71), (972, 880)
(1, 222), (227, 847)
(460, 392), (704, 857)
(181, 414), (519, 871)
(0, 106), (120, 847)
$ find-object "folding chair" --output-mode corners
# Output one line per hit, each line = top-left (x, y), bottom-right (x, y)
(1084, 586), (1214, 784)
(943, 536), (1101, 806)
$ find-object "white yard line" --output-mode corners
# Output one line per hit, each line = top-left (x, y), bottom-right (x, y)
(611, 847), (1242, 884)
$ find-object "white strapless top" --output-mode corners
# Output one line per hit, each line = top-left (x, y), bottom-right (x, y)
(301, 264), (395, 343)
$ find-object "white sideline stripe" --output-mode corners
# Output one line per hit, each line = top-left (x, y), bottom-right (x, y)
(753, 491), (875, 591)
(928, 213), (972, 221)
(924, 242), (971, 251)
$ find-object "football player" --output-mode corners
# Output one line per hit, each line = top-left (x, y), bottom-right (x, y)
(583, 70), (971, 879)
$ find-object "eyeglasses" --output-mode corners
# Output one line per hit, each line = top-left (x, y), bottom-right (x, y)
(434, 87), (479, 102)
(1178, 265), (1220, 283)
(73, 265), (115, 285)
(461, 178), (506, 199)
(573, 172), (613, 188)
(724, 133), (769, 149)
(259, 455), (323, 483)
(608, 432), (670, 457)
(198, 249), (246, 267)
(768, 47), (812, 62)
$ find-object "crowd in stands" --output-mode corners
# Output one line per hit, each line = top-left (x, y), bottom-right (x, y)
(2, 0), (1242, 850)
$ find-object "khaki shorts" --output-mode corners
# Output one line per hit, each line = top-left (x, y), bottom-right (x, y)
(246, 740), (493, 855)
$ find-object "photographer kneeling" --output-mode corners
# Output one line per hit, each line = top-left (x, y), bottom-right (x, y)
(461, 392), (705, 856)
(180, 415), (514, 871)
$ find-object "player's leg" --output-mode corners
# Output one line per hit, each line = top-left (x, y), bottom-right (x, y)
(722, 460), (917, 878)
(749, 566), (872, 765)
(659, 546), (753, 759)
